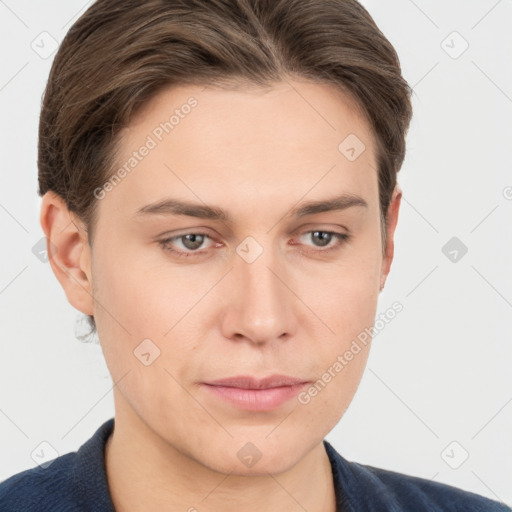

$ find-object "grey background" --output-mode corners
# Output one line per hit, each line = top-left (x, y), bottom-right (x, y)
(0, 0), (511, 505)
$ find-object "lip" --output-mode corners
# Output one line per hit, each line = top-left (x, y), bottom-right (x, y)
(201, 375), (310, 412)
(205, 375), (308, 389)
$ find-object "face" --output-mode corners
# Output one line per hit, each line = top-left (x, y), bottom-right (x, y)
(47, 78), (399, 476)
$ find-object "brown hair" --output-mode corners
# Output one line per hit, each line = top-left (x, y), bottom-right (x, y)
(38, 0), (413, 337)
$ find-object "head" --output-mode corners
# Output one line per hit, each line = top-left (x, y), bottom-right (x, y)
(39, 0), (412, 475)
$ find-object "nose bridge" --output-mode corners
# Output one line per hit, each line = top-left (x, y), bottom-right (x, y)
(223, 235), (294, 343)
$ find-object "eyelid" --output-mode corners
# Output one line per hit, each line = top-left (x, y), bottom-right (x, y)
(158, 227), (350, 259)
(158, 232), (217, 256)
(293, 230), (350, 252)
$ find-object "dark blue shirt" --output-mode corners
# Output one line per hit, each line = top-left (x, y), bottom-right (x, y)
(0, 418), (509, 511)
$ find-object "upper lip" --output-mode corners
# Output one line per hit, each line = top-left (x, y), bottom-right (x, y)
(204, 375), (309, 390)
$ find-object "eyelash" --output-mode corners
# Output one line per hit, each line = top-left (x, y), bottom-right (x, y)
(158, 231), (350, 258)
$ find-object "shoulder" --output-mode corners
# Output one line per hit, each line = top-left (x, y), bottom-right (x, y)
(323, 440), (511, 512)
(0, 452), (80, 512)
(356, 463), (510, 511)
(0, 418), (115, 512)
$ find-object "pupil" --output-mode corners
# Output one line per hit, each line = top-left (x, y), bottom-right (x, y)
(183, 234), (203, 250)
(313, 231), (330, 247)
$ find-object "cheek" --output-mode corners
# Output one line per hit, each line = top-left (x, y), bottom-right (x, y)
(91, 243), (185, 335)
(295, 269), (378, 431)
(292, 239), (381, 406)
(90, 244), (217, 385)
(89, 245), (164, 373)
(299, 246), (381, 341)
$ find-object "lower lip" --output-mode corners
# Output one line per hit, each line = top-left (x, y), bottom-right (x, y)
(201, 383), (308, 411)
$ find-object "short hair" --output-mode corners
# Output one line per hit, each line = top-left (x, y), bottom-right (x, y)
(37, 0), (413, 336)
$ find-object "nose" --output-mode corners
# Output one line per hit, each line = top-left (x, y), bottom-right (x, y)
(219, 242), (297, 346)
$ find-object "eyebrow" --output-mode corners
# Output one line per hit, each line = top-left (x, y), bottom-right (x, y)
(134, 193), (368, 222)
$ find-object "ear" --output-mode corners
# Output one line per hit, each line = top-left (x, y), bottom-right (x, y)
(380, 186), (402, 292)
(39, 191), (94, 316)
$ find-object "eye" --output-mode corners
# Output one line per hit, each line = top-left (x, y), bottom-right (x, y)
(158, 229), (350, 259)
(297, 230), (350, 252)
(158, 233), (216, 258)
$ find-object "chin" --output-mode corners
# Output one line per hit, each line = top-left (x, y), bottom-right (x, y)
(215, 455), (298, 477)
(202, 439), (305, 477)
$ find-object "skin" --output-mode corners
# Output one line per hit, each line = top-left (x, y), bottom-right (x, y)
(40, 78), (401, 512)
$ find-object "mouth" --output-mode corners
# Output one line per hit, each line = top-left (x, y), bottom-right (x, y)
(200, 375), (310, 411)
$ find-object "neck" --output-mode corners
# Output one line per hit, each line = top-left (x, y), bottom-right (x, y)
(104, 408), (337, 512)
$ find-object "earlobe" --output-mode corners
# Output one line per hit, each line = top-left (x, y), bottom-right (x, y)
(39, 191), (94, 316)
(380, 186), (402, 291)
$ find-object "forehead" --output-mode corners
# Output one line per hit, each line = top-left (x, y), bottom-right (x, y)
(102, 79), (379, 220)
(123, 78), (374, 156)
